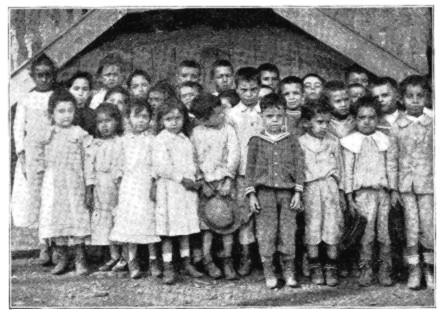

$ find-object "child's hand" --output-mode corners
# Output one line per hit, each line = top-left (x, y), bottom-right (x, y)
(149, 179), (157, 202)
(219, 177), (232, 197)
(18, 151), (27, 179)
(202, 181), (214, 198)
(182, 178), (198, 191)
(249, 193), (261, 214)
(290, 192), (301, 210)
(85, 185), (94, 212)
(390, 190), (404, 207)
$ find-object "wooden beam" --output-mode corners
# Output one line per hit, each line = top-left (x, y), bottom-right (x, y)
(10, 9), (127, 107)
(273, 8), (420, 81)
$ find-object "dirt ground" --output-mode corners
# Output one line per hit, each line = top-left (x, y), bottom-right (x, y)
(10, 257), (435, 308)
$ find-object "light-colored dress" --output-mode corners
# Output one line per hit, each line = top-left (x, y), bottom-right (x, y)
(153, 130), (200, 236)
(12, 90), (53, 228)
(109, 132), (160, 244)
(38, 126), (92, 241)
(86, 137), (123, 245)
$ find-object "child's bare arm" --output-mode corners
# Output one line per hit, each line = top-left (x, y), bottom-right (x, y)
(290, 191), (302, 210)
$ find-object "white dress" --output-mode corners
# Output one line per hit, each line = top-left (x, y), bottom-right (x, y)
(153, 130), (200, 236)
(109, 132), (160, 244)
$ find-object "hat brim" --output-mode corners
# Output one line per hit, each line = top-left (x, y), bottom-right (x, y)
(199, 195), (242, 235)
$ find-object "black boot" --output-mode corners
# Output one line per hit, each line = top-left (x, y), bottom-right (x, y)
(163, 262), (176, 285)
(39, 241), (52, 266)
(51, 245), (69, 275)
(324, 259), (339, 287)
(183, 257), (203, 278)
(281, 256), (298, 288)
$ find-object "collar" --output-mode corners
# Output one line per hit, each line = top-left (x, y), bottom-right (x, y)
(384, 109), (400, 126)
(257, 130), (291, 143)
(396, 113), (432, 128)
(238, 101), (261, 113)
(340, 131), (390, 153)
(299, 132), (333, 153)
(331, 115), (354, 125)
(286, 109), (301, 117)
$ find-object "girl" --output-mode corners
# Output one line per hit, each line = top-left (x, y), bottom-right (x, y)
(90, 53), (125, 110)
(109, 99), (160, 279)
(127, 69), (151, 101)
(37, 88), (93, 276)
(152, 98), (201, 285)
(86, 103), (124, 272)
(67, 71), (96, 136)
(12, 54), (57, 265)
(104, 86), (131, 133)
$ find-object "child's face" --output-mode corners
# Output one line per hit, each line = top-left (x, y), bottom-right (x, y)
(260, 71), (279, 91)
(262, 106), (285, 134)
(214, 66), (234, 92)
(53, 101), (75, 128)
(205, 105), (225, 128)
(179, 86), (198, 110)
(101, 65), (122, 89)
(356, 106), (378, 135)
(162, 108), (184, 134)
(329, 90), (351, 117)
(177, 67), (200, 85)
(307, 113), (331, 139)
(236, 80), (259, 107)
(303, 76), (323, 100)
(348, 72), (369, 88)
(220, 97), (233, 111)
(69, 78), (91, 107)
(349, 86), (366, 104)
(130, 75), (150, 99)
(105, 92), (128, 113)
(96, 112), (118, 138)
(281, 83), (303, 110)
(32, 64), (54, 92)
(371, 84), (397, 114)
(129, 108), (150, 134)
(148, 91), (165, 110)
(403, 84), (426, 117)
(258, 87), (273, 100)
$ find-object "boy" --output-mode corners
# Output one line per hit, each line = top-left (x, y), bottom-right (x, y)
(348, 83), (366, 105)
(345, 64), (370, 88)
(302, 73), (325, 101)
(258, 63), (280, 91)
(211, 59), (234, 96)
(178, 81), (204, 110)
(176, 59), (202, 85)
(391, 75), (434, 290)
(279, 76), (304, 135)
(245, 93), (304, 288)
(226, 66), (263, 276)
(341, 96), (397, 287)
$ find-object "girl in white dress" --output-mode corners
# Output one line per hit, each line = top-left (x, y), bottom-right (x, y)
(152, 99), (202, 284)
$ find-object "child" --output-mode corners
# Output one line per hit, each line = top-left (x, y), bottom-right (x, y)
(299, 99), (345, 286)
(12, 54), (56, 265)
(176, 59), (202, 85)
(370, 77), (402, 133)
(190, 94), (240, 280)
(226, 66), (263, 276)
(90, 53), (125, 110)
(152, 98), (202, 284)
(211, 59), (234, 96)
(279, 76), (304, 135)
(348, 83), (367, 106)
(345, 64), (370, 89)
(245, 93), (304, 288)
(391, 75), (434, 290)
(302, 73), (325, 101)
(109, 99), (161, 279)
(178, 81), (203, 111)
(37, 88), (93, 276)
(341, 96), (397, 287)
(258, 84), (273, 100)
(127, 69), (151, 101)
(67, 71), (96, 136)
(104, 86), (131, 133)
(257, 63), (280, 91)
(147, 85), (167, 111)
(219, 89), (240, 110)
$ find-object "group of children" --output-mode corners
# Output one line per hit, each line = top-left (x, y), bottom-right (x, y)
(11, 52), (434, 291)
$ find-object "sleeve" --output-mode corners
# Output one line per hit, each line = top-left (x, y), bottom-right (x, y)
(13, 98), (26, 154)
(386, 135), (399, 191)
(335, 140), (345, 191)
(84, 141), (96, 186)
(226, 126), (240, 179)
(342, 147), (355, 194)
(190, 131), (203, 180)
(293, 137), (305, 192)
(80, 129), (94, 184)
(152, 136), (183, 183)
(244, 137), (259, 195)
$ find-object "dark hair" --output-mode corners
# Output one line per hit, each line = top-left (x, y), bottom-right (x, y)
(351, 95), (382, 118)
(177, 59), (202, 74)
(96, 53), (125, 76)
(370, 76), (398, 91)
(219, 89), (240, 107)
(234, 67), (260, 86)
(30, 53), (57, 76)
(155, 97), (192, 136)
(127, 98), (152, 118)
(153, 80), (177, 99)
(258, 63), (280, 77)
(259, 93), (285, 112)
(279, 76), (303, 93)
(344, 64), (369, 81)
(66, 71), (93, 90)
(210, 59), (234, 79)
(104, 86), (130, 102)
(95, 102), (124, 137)
(301, 98), (332, 121)
(302, 73), (325, 85)
(190, 93), (221, 121)
(126, 69), (152, 88)
(322, 80), (347, 100)
(399, 75), (431, 97)
(178, 81), (204, 94)
(48, 88), (77, 117)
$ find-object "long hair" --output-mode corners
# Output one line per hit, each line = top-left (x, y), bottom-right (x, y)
(154, 96), (192, 137)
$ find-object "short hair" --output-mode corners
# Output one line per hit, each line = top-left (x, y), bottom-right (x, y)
(155, 97), (192, 136)
(153, 80), (177, 99)
(104, 86), (130, 102)
(177, 59), (202, 73)
(210, 59), (234, 79)
(301, 98), (332, 121)
(302, 73), (325, 85)
(219, 89), (240, 107)
(30, 53), (57, 76)
(95, 102), (124, 137)
(279, 76), (303, 93)
(322, 80), (347, 100)
(351, 95), (382, 118)
(190, 93), (221, 121)
(96, 53), (125, 76)
(344, 64), (369, 81)
(235, 67), (260, 86)
(126, 69), (152, 88)
(259, 93), (285, 112)
(48, 88), (77, 116)
(66, 71), (93, 90)
(127, 98), (152, 118)
(178, 81), (204, 94)
(370, 76), (398, 91)
(399, 75), (431, 97)
(258, 63), (280, 77)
